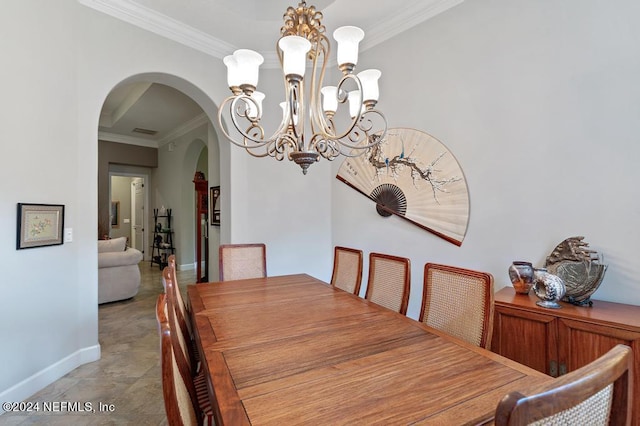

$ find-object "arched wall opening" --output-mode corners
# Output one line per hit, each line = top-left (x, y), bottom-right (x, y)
(97, 73), (228, 282)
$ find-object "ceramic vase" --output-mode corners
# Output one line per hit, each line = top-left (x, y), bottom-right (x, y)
(533, 268), (566, 309)
(508, 261), (535, 294)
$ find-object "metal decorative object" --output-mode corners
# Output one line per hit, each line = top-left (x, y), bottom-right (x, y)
(217, 1), (387, 174)
(532, 268), (566, 309)
(336, 128), (470, 246)
(544, 236), (607, 307)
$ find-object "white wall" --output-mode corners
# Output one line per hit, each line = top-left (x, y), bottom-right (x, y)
(332, 0), (640, 317)
(153, 126), (207, 269)
(207, 123), (221, 282)
(0, 0), (99, 406)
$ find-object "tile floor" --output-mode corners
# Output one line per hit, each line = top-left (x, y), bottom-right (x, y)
(1, 262), (194, 425)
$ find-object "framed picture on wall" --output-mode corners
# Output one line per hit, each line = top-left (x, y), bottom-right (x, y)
(210, 186), (220, 226)
(16, 203), (65, 249)
(111, 201), (120, 228)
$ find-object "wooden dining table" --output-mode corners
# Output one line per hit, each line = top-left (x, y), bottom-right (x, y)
(187, 274), (551, 425)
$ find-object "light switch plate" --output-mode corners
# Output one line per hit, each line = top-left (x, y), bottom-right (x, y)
(64, 228), (73, 243)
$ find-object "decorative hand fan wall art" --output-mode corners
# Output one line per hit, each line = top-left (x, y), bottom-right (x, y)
(336, 128), (470, 246)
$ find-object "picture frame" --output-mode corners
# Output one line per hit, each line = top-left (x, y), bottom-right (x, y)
(111, 201), (120, 228)
(210, 186), (220, 226)
(16, 203), (65, 249)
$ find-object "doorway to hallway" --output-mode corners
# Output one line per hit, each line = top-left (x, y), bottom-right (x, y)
(109, 173), (149, 259)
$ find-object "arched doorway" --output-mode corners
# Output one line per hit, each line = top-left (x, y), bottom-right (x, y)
(97, 73), (227, 284)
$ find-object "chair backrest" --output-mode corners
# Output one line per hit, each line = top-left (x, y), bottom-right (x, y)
(330, 246), (363, 295)
(156, 293), (199, 426)
(420, 263), (494, 349)
(168, 254), (192, 337)
(495, 344), (633, 426)
(364, 252), (410, 315)
(162, 267), (197, 377)
(219, 243), (267, 281)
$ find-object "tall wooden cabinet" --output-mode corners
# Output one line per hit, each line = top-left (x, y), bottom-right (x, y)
(492, 287), (640, 425)
(193, 172), (208, 283)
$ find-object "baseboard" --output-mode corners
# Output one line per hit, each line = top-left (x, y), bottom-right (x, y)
(171, 262), (205, 272)
(0, 344), (101, 415)
(179, 262), (196, 271)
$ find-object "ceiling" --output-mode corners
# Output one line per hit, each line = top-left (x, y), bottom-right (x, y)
(92, 0), (463, 147)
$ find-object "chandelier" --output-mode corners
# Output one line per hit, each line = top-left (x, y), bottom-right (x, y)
(217, 1), (387, 174)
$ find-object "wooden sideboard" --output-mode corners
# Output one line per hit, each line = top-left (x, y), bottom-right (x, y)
(492, 287), (640, 425)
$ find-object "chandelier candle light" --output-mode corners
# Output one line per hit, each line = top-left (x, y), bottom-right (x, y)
(218, 1), (387, 174)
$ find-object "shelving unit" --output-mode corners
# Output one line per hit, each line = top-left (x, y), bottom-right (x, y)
(151, 208), (175, 269)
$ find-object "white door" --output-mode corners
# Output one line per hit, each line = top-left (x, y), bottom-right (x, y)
(131, 178), (145, 256)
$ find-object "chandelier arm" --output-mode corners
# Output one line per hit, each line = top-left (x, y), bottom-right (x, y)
(308, 32), (330, 136)
(334, 135), (385, 157)
(217, 96), (270, 147)
(240, 131), (297, 160)
(245, 140), (286, 159)
(218, 97), (265, 148)
(220, 95), (296, 150)
(310, 109), (387, 160)
(341, 109), (389, 150)
(240, 124), (270, 158)
(276, 133), (298, 155)
(310, 74), (364, 144)
(276, 44), (293, 136)
(275, 39), (306, 151)
(285, 80), (305, 150)
(264, 98), (294, 144)
(310, 134), (340, 160)
(261, 134), (297, 162)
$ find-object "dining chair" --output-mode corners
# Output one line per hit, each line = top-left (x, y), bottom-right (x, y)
(162, 267), (199, 377)
(364, 252), (410, 315)
(168, 255), (193, 337)
(330, 246), (363, 295)
(219, 243), (267, 281)
(156, 293), (214, 426)
(420, 263), (494, 349)
(494, 344), (633, 426)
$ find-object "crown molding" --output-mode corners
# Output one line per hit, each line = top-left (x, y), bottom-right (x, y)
(79, 0), (463, 69)
(98, 131), (158, 148)
(78, 0), (234, 58)
(98, 113), (210, 148)
(361, 0), (464, 51)
(157, 113), (209, 147)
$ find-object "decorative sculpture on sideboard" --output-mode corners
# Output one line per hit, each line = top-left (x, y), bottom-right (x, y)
(545, 236), (607, 307)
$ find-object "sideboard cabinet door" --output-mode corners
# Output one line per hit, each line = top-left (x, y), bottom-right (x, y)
(558, 317), (640, 387)
(492, 305), (559, 376)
